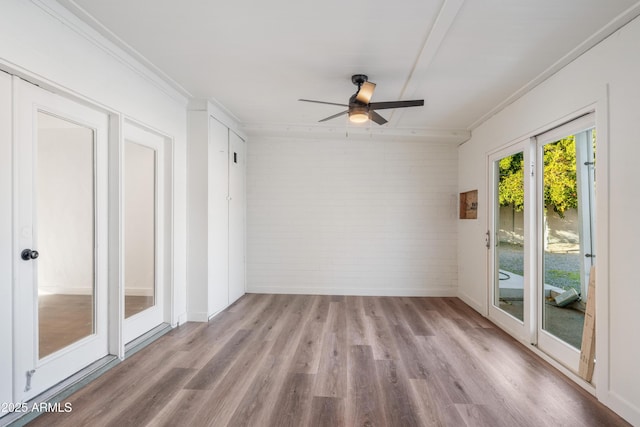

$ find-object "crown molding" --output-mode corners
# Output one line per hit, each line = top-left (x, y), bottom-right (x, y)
(39, 0), (191, 106)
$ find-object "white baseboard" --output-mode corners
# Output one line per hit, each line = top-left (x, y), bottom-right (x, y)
(187, 311), (209, 322)
(457, 290), (487, 316)
(246, 286), (457, 297)
(39, 286), (92, 296)
(601, 391), (640, 426)
(124, 287), (154, 297)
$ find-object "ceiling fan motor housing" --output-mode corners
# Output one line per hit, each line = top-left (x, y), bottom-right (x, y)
(351, 74), (368, 87)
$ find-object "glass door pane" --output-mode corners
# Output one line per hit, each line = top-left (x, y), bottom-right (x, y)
(37, 112), (96, 359)
(124, 141), (156, 318)
(540, 130), (595, 350)
(494, 151), (525, 321)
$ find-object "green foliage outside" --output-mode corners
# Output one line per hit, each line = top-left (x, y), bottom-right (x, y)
(498, 136), (581, 217)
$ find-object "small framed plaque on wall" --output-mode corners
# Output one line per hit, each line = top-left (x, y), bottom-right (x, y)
(459, 190), (478, 219)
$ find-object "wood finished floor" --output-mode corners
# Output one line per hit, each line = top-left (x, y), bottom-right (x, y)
(30, 294), (629, 427)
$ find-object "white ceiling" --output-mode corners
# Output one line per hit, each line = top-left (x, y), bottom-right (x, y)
(60, 0), (640, 136)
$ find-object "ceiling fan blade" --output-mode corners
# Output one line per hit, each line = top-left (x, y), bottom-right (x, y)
(318, 110), (348, 122)
(369, 111), (388, 125)
(299, 99), (348, 107)
(369, 99), (424, 110)
(355, 82), (376, 104)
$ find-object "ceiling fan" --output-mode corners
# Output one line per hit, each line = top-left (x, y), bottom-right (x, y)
(299, 74), (424, 125)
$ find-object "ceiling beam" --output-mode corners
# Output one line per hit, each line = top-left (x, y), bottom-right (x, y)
(391, 0), (465, 123)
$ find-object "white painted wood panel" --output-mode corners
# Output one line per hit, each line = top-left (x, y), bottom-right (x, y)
(247, 137), (458, 296)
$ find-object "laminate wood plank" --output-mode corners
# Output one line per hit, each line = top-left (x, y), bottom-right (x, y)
(347, 345), (385, 427)
(145, 390), (208, 427)
(410, 298), (448, 331)
(28, 331), (185, 426)
(409, 378), (466, 427)
(312, 295), (331, 322)
(30, 295), (630, 427)
(308, 397), (345, 427)
(345, 296), (368, 346)
(226, 355), (290, 426)
(389, 322), (430, 380)
(267, 372), (314, 427)
(366, 313), (399, 360)
(420, 334), (473, 404)
(104, 368), (195, 427)
(263, 294), (307, 339)
(362, 296), (380, 317)
(290, 320), (325, 373)
(269, 295), (320, 356)
(443, 297), (494, 329)
(183, 329), (253, 390)
(376, 296), (404, 326)
(455, 404), (510, 427)
(419, 331), (539, 426)
(174, 311), (247, 369)
(184, 339), (273, 426)
(456, 326), (609, 426)
(375, 359), (422, 427)
(399, 297), (435, 336)
(250, 294), (296, 339)
(315, 302), (347, 397)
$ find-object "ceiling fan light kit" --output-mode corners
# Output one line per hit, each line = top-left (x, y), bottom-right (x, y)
(299, 74), (424, 125)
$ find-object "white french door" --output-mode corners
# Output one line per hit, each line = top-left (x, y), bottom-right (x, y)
(13, 78), (109, 400)
(488, 113), (596, 374)
(535, 114), (596, 370)
(488, 140), (534, 343)
(122, 121), (165, 344)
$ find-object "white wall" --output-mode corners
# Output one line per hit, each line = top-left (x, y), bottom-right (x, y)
(247, 135), (458, 296)
(0, 0), (188, 411)
(458, 15), (640, 425)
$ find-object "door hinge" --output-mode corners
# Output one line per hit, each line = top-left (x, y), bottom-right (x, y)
(25, 369), (35, 392)
(485, 231), (491, 249)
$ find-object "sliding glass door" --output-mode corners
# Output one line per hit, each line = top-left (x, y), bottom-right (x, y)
(488, 140), (532, 342)
(488, 113), (596, 373)
(536, 115), (596, 369)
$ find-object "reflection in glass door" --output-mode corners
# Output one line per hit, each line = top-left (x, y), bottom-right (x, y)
(124, 141), (156, 319)
(37, 112), (96, 358)
(122, 122), (165, 344)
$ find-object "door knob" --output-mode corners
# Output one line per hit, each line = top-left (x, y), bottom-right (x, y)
(21, 249), (39, 261)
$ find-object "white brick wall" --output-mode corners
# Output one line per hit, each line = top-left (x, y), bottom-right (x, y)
(247, 136), (458, 296)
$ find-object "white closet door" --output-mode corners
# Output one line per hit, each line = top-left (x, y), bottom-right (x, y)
(228, 131), (245, 304)
(208, 117), (229, 314)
